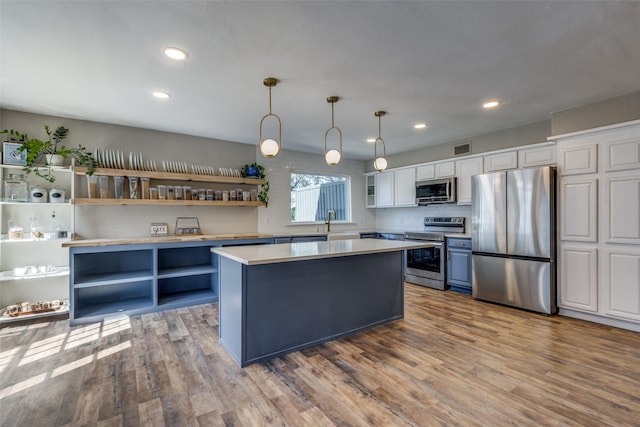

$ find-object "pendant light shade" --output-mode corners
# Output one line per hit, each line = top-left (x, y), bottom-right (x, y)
(373, 111), (388, 172)
(259, 77), (282, 158)
(324, 96), (343, 166)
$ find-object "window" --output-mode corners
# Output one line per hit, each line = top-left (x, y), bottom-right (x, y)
(291, 172), (350, 222)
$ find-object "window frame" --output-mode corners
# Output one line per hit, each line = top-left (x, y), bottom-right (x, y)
(290, 169), (352, 224)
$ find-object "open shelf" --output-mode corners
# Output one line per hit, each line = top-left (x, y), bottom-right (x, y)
(157, 265), (217, 279)
(0, 201), (72, 206)
(0, 266), (69, 282)
(0, 237), (70, 243)
(73, 280), (153, 318)
(157, 289), (216, 307)
(72, 198), (265, 207)
(74, 297), (154, 319)
(73, 270), (154, 287)
(0, 304), (69, 324)
(74, 167), (266, 185)
(73, 249), (153, 286)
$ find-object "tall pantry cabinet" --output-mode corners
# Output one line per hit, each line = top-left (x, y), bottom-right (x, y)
(554, 119), (640, 332)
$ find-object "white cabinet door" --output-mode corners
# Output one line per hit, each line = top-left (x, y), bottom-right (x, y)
(604, 175), (640, 244)
(435, 161), (456, 178)
(519, 145), (557, 168)
(416, 164), (435, 181)
(394, 168), (416, 207)
(455, 157), (483, 205)
(603, 249), (640, 322)
(604, 137), (640, 172)
(559, 244), (598, 312)
(484, 151), (518, 172)
(560, 177), (598, 242)
(558, 143), (597, 176)
(375, 171), (394, 208)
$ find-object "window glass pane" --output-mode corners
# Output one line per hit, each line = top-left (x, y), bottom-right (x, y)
(291, 172), (350, 222)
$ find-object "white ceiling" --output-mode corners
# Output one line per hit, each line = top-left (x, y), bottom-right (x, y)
(1, 1), (639, 161)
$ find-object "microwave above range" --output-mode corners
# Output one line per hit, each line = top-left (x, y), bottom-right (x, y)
(415, 177), (457, 205)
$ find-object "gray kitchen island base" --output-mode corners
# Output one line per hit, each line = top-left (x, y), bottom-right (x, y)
(218, 251), (405, 367)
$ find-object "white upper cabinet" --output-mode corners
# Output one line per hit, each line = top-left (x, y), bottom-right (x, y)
(455, 157), (483, 205)
(394, 168), (417, 207)
(604, 137), (640, 172)
(416, 160), (455, 180)
(558, 143), (597, 176)
(375, 171), (394, 208)
(416, 164), (435, 181)
(518, 144), (557, 168)
(484, 150), (518, 172)
(435, 161), (456, 178)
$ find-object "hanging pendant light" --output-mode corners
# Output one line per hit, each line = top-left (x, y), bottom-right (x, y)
(373, 111), (388, 172)
(324, 96), (343, 166)
(259, 77), (282, 158)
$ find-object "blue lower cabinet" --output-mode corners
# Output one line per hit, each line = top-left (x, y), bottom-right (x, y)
(447, 237), (472, 295)
(68, 238), (271, 325)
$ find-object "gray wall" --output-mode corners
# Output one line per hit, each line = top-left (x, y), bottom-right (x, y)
(551, 90), (640, 136)
(1, 108), (375, 238)
(370, 120), (550, 172)
(365, 90), (640, 172)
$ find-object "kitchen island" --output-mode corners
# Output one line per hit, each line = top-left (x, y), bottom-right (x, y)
(212, 239), (432, 367)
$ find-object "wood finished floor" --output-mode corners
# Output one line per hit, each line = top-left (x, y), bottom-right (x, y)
(1, 285), (639, 427)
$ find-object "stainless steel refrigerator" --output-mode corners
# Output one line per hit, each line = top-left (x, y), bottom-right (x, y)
(471, 166), (556, 314)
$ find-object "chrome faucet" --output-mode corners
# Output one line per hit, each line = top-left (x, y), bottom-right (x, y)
(326, 209), (336, 232)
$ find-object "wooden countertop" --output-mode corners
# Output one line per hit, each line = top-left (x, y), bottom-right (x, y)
(212, 239), (432, 265)
(62, 233), (274, 248)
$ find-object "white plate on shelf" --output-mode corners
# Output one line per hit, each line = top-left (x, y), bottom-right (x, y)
(118, 151), (124, 169)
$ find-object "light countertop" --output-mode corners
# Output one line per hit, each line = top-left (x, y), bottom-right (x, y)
(212, 239), (432, 265)
(62, 233), (274, 248)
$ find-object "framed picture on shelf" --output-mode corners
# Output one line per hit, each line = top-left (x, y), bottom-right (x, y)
(3, 142), (26, 165)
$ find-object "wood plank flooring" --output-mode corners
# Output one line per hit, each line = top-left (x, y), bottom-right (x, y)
(1, 284), (639, 426)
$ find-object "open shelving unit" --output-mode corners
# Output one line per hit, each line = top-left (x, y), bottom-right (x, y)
(68, 237), (272, 325)
(73, 198), (264, 207)
(1, 164), (73, 324)
(72, 167), (267, 206)
(74, 166), (267, 184)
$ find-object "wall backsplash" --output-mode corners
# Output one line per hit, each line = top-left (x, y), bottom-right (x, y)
(375, 204), (472, 233)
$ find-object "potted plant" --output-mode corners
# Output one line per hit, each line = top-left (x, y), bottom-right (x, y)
(1, 125), (96, 183)
(241, 162), (269, 206)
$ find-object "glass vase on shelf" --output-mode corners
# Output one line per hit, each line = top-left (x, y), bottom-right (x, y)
(30, 215), (44, 240)
(8, 216), (24, 240)
(4, 173), (29, 202)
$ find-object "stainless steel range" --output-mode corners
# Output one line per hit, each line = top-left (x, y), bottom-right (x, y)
(404, 217), (465, 290)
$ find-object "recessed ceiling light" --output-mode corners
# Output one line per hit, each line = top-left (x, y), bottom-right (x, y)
(366, 138), (376, 143)
(414, 123), (427, 129)
(152, 91), (171, 99)
(483, 100), (500, 109)
(163, 47), (188, 61)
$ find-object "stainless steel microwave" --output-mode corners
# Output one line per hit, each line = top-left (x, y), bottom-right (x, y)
(415, 177), (457, 205)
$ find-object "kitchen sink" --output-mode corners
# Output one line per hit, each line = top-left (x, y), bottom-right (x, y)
(326, 232), (361, 241)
